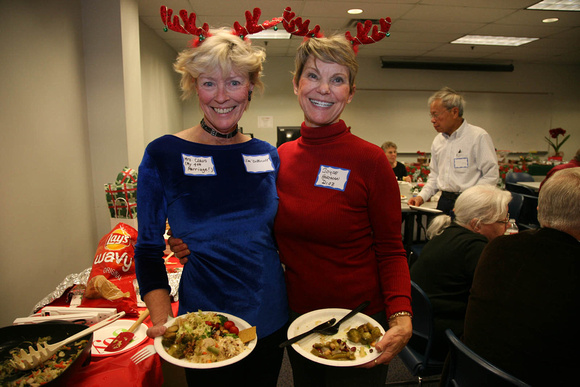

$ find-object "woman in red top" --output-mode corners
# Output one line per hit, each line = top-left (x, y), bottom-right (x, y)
(275, 34), (411, 387)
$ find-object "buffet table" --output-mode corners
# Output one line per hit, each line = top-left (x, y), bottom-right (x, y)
(34, 301), (177, 387)
(21, 253), (185, 387)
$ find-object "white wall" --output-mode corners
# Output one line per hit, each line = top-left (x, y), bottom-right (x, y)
(240, 57), (579, 160)
(0, 0), (578, 328)
(0, 0), (96, 326)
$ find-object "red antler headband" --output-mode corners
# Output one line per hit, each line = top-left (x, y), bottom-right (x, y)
(160, 6), (283, 47)
(281, 7), (322, 38)
(282, 6), (391, 54)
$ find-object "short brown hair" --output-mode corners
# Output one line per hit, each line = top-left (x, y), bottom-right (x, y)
(381, 141), (397, 151)
(293, 35), (358, 93)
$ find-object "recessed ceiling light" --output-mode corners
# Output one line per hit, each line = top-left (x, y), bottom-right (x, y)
(250, 29), (291, 40)
(348, 9), (363, 15)
(543, 17), (560, 22)
(451, 35), (539, 46)
(527, 0), (580, 11)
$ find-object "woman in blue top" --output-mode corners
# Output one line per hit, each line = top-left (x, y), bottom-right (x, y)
(134, 28), (288, 386)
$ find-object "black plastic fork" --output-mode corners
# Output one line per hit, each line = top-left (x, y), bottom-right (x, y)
(317, 300), (371, 336)
(279, 318), (337, 348)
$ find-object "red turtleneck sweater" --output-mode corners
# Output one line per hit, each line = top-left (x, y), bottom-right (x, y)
(275, 120), (411, 317)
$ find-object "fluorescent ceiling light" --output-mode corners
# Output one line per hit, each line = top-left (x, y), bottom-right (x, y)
(527, 0), (580, 11)
(250, 29), (291, 40)
(348, 9), (363, 15)
(452, 35), (539, 46)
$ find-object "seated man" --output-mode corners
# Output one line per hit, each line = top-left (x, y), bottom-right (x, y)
(463, 168), (580, 386)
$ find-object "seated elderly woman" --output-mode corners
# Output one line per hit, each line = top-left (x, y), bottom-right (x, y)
(409, 184), (512, 361)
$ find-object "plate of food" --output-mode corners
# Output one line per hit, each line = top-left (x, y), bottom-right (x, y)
(400, 195), (407, 200)
(154, 311), (257, 369)
(287, 308), (384, 367)
(91, 319), (149, 356)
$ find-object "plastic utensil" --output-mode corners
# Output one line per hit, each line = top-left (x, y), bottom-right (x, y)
(11, 311), (125, 371)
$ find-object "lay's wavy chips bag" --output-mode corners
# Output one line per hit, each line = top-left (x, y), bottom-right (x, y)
(81, 222), (139, 316)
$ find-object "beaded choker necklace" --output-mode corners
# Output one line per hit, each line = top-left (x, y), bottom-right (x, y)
(200, 118), (238, 139)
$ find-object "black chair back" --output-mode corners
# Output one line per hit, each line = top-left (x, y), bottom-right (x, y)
(507, 192), (523, 223)
(397, 281), (445, 383)
(505, 172), (534, 184)
(444, 329), (530, 387)
(505, 182), (537, 196)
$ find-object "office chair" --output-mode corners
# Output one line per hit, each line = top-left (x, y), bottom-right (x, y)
(443, 329), (530, 387)
(397, 281), (445, 386)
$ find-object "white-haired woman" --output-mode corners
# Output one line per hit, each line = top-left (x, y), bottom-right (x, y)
(409, 184), (512, 361)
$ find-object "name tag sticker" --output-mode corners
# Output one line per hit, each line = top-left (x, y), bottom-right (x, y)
(454, 157), (468, 169)
(315, 165), (350, 191)
(182, 154), (216, 176)
(243, 154), (275, 173)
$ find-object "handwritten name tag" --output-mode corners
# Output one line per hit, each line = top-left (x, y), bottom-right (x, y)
(182, 154), (216, 176)
(454, 157), (468, 169)
(315, 165), (350, 191)
(243, 154), (275, 173)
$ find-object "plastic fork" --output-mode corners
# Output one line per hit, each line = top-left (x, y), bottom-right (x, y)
(131, 344), (156, 364)
(279, 318), (337, 348)
(317, 300), (370, 336)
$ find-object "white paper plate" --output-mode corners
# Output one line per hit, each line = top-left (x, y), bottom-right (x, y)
(287, 308), (384, 367)
(154, 311), (257, 369)
(400, 195), (407, 200)
(408, 205), (443, 214)
(91, 319), (149, 356)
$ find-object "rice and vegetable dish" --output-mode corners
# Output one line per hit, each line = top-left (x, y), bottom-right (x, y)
(161, 311), (247, 364)
(0, 336), (88, 386)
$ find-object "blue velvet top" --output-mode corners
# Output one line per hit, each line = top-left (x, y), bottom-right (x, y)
(135, 135), (288, 338)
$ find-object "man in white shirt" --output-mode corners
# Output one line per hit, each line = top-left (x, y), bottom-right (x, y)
(408, 87), (499, 214)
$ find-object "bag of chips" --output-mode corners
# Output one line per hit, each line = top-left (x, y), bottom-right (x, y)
(80, 223), (139, 316)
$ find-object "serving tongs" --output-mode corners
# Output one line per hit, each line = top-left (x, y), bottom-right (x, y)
(10, 311), (125, 371)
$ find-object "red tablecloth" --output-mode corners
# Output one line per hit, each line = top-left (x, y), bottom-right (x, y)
(65, 338), (163, 386)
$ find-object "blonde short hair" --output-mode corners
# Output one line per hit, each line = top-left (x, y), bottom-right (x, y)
(293, 35), (358, 92)
(174, 28), (266, 100)
(538, 168), (580, 231)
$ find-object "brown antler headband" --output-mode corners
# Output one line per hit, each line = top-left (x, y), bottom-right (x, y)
(160, 5), (282, 47)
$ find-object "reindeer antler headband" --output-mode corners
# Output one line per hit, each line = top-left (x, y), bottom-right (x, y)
(281, 7), (391, 54)
(160, 6), (283, 47)
(160, 5), (391, 53)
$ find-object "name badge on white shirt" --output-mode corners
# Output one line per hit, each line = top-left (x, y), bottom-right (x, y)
(242, 154), (275, 173)
(315, 165), (350, 191)
(454, 157), (469, 169)
(182, 154), (216, 176)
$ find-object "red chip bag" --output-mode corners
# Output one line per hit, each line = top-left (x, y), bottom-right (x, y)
(81, 222), (139, 316)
